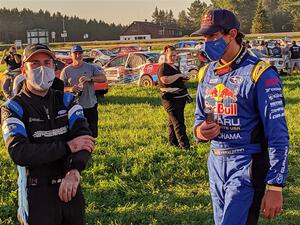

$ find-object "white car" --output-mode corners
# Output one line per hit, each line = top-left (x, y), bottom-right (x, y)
(88, 48), (116, 66)
(248, 48), (286, 75)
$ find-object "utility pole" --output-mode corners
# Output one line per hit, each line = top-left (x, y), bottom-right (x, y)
(62, 17), (66, 43)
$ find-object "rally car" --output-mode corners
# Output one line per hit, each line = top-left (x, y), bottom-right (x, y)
(103, 51), (160, 86)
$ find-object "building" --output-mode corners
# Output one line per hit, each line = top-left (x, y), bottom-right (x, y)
(27, 28), (49, 45)
(120, 21), (182, 41)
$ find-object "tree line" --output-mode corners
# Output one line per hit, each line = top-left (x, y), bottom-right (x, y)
(152, 0), (299, 35)
(0, 0), (298, 44)
(0, 8), (125, 43)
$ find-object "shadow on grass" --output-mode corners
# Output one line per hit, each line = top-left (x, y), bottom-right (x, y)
(285, 97), (300, 105)
(282, 75), (300, 90)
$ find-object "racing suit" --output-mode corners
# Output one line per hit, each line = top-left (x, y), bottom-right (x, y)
(194, 47), (289, 225)
(1, 86), (92, 225)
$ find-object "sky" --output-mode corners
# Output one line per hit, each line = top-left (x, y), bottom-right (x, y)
(0, 0), (211, 25)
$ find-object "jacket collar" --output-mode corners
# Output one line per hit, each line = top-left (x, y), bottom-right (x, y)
(213, 46), (249, 75)
(21, 83), (52, 101)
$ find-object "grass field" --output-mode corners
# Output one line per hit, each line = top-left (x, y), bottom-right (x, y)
(0, 75), (299, 225)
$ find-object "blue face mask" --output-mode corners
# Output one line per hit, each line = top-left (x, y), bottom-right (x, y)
(202, 37), (228, 61)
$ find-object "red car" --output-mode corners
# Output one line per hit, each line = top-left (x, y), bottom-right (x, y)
(54, 56), (109, 96)
(103, 52), (160, 86)
(110, 46), (145, 56)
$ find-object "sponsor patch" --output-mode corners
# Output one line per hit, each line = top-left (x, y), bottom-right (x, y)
(206, 84), (238, 102)
(201, 14), (213, 26)
(58, 110), (67, 115)
(265, 78), (279, 87)
(32, 126), (68, 138)
(229, 76), (243, 85)
(209, 78), (218, 84)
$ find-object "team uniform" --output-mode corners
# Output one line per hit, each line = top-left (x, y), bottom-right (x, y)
(194, 47), (289, 225)
(1, 86), (92, 225)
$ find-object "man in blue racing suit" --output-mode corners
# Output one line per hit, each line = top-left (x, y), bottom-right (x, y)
(192, 9), (289, 225)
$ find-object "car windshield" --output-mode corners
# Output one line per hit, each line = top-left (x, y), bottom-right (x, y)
(144, 53), (160, 63)
(99, 49), (114, 56)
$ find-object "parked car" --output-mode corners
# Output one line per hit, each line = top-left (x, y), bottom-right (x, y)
(159, 48), (206, 78)
(110, 46), (143, 56)
(52, 49), (70, 56)
(248, 48), (286, 75)
(86, 48), (116, 66)
(103, 51), (160, 86)
(54, 56), (109, 96)
(174, 41), (201, 49)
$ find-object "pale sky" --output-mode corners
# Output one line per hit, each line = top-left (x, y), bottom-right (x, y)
(0, 0), (211, 25)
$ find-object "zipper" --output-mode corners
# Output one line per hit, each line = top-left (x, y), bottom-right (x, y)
(43, 106), (50, 120)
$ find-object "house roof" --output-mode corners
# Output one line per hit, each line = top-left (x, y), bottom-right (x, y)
(121, 21), (180, 36)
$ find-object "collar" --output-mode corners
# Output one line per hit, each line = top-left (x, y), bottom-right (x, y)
(22, 83), (52, 100)
(213, 46), (249, 75)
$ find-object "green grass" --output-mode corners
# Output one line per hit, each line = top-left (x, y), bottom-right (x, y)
(0, 76), (300, 225)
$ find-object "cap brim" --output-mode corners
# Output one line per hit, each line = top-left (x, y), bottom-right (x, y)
(23, 49), (56, 63)
(191, 26), (221, 37)
(71, 50), (83, 53)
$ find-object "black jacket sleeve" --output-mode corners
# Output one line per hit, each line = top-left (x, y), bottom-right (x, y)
(65, 96), (93, 172)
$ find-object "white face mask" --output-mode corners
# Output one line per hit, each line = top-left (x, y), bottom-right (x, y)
(26, 66), (55, 91)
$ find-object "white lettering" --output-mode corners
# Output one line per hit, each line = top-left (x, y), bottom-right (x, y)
(268, 93), (283, 101)
(32, 126), (68, 138)
(265, 87), (281, 93)
(270, 100), (283, 107)
(218, 118), (241, 126)
(218, 133), (242, 140)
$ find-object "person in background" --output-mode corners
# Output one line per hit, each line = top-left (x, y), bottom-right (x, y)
(0, 46), (21, 71)
(256, 41), (268, 55)
(289, 41), (300, 74)
(1, 43), (95, 225)
(272, 42), (282, 58)
(192, 9), (289, 225)
(158, 45), (191, 150)
(60, 44), (107, 138)
(0, 46), (22, 98)
(282, 42), (291, 71)
(244, 40), (251, 49)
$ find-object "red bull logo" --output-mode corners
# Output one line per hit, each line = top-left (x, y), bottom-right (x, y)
(215, 102), (237, 116)
(206, 84), (237, 102)
(205, 84), (238, 116)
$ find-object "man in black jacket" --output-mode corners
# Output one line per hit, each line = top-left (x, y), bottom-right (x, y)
(1, 44), (95, 225)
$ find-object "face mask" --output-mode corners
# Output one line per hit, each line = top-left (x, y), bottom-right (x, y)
(202, 37), (228, 61)
(26, 66), (55, 91)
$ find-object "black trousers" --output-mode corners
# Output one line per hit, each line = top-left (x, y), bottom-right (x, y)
(83, 104), (98, 138)
(28, 184), (85, 225)
(161, 97), (190, 149)
(246, 151), (269, 225)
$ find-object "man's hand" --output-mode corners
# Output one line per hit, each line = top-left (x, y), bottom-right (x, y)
(79, 76), (91, 83)
(71, 84), (83, 94)
(181, 74), (190, 80)
(58, 169), (80, 202)
(67, 135), (95, 153)
(260, 190), (283, 219)
(195, 121), (220, 140)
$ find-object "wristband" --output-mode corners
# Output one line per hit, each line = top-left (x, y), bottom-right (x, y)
(266, 184), (283, 192)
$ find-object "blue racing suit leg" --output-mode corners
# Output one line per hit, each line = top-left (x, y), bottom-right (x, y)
(208, 151), (254, 225)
